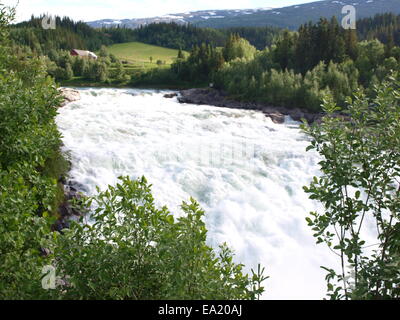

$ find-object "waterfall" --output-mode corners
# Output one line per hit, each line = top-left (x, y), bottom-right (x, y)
(56, 87), (339, 299)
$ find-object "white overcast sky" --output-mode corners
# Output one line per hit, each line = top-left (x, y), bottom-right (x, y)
(1, 0), (323, 22)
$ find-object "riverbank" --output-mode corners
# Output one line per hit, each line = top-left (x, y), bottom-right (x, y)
(60, 85), (323, 124)
(50, 88), (84, 232)
(178, 88), (324, 124)
(60, 78), (200, 91)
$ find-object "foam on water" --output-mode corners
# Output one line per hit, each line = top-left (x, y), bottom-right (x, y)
(56, 87), (339, 300)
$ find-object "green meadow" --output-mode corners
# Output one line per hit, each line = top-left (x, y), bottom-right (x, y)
(107, 41), (184, 69)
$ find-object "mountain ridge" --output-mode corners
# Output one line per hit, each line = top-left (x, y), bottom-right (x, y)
(87, 0), (400, 30)
(87, 7), (275, 29)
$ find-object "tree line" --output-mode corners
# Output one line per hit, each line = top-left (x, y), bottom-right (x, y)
(133, 23), (281, 51)
(40, 46), (130, 84)
(164, 16), (400, 112)
(10, 16), (282, 54)
(357, 13), (400, 47)
(11, 15), (113, 53)
(10, 12), (400, 56)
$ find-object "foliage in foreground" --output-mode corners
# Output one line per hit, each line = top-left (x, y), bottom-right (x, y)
(303, 74), (400, 300)
(0, 4), (65, 299)
(53, 177), (267, 300)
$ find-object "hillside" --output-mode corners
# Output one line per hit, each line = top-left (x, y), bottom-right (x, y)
(107, 41), (182, 66)
(12, 16), (113, 51)
(87, 0), (400, 30)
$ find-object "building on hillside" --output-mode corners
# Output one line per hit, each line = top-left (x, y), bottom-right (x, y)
(70, 49), (98, 60)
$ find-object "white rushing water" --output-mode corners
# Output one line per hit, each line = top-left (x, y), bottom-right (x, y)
(56, 87), (339, 300)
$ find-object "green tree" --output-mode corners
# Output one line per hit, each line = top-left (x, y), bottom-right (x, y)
(177, 48), (184, 59)
(72, 56), (87, 77)
(273, 30), (296, 70)
(172, 43), (225, 83)
(344, 29), (358, 60)
(112, 60), (128, 83)
(54, 177), (268, 300)
(355, 40), (385, 85)
(64, 62), (74, 80)
(98, 45), (109, 58)
(0, 4), (64, 299)
(223, 34), (256, 62)
(109, 53), (119, 63)
(84, 60), (108, 82)
(303, 74), (400, 300)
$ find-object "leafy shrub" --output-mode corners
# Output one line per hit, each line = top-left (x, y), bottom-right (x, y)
(0, 4), (64, 299)
(303, 74), (400, 300)
(54, 177), (267, 300)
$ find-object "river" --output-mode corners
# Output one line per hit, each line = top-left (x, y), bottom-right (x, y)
(56, 87), (338, 300)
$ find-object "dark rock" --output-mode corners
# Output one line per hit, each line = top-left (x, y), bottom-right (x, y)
(164, 93), (178, 99)
(264, 112), (285, 124)
(51, 219), (70, 234)
(67, 181), (87, 193)
(51, 179), (85, 234)
(39, 248), (52, 257)
(66, 190), (80, 201)
(58, 176), (67, 185)
(62, 220), (70, 229)
(51, 155), (87, 234)
(179, 88), (323, 124)
(67, 185), (78, 193)
(289, 108), (305, 122)
(59, 203), (71, 218)
(179, 88), (219, 106)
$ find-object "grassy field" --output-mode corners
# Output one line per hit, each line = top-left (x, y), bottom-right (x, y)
(107, 42), (182, 69)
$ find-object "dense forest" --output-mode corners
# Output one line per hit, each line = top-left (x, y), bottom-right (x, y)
(148, 16), (399, 112)
(11, 17), (281, 54)
(133, 23), (281, 51)
(357, 13), (400, 46)
(11, 16), (113, 52)
(11, 12), (400, 54)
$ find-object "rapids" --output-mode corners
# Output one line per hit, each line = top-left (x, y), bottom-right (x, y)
(56, 87), (339, 299)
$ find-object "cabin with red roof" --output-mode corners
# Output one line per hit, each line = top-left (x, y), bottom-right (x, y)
(70, 49), (98, 60)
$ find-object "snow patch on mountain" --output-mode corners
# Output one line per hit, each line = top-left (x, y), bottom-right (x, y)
(86, 0), (400, 30)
